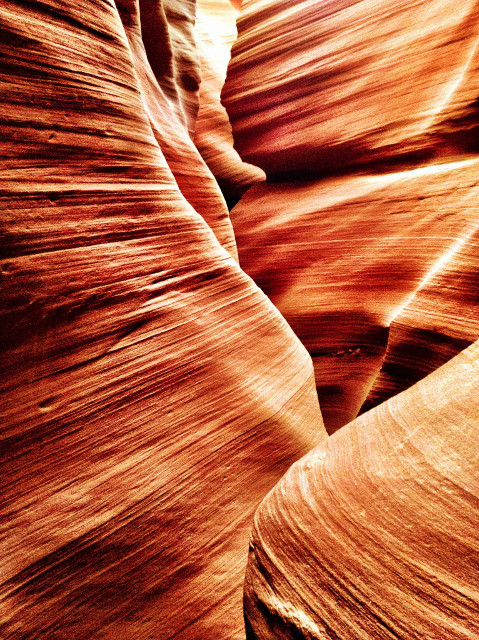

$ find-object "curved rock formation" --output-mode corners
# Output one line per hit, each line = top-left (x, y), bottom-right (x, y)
(245, 340), (479, 640)
(230, 159), (479, 431)
(224, 0), (479, 177)
(0, 2), (324, 638)
(225, 0), (479, 431)
(118, 0), (236, 255)
(363, 221), (479, 411)
(2, 0), (479, 638)
(194, 0), (265, 206)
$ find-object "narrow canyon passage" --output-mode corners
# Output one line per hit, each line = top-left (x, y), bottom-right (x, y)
(1, 1), (478, 639)
(224, 0), (479, 432)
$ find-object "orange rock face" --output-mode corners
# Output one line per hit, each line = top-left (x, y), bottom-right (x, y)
(230, 160), (479, 431)
(194, 0), (265, 206)
(224, 0), (479, 177)
(244, 341), (479, 639)
(1, 1), (324, 638)
(2, 0), (479, 639)
(222, 1), (479, 637)
(225, 0), (479, 432)
(363, 219), (479, 410)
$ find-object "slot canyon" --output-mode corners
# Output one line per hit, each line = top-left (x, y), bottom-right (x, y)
(1, 0), (479, 638)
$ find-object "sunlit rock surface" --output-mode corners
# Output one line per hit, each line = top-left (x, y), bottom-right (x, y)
(230, 159), (479, 431)
(244, 341), (479, 640)
(194, 0), (265, 206)
(363, 219), (479, 410)
(118, 0), (236, 255)
(2, 0), (479, 638)
(224, 0), (479, 177)
(225, 0), (479, 431)
(0, 2), (324, 638)
(225, 2), (479, 636)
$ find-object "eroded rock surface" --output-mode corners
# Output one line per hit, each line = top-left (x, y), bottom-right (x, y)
(245, 341), (479, 639)
(194, 0), (265, 206)
(225, 0), (479, 431)
(230, 159), (479, 431)
(2, 0), (479, 638)
(0, 2), (324, 638)
(224, 0), (479, 177)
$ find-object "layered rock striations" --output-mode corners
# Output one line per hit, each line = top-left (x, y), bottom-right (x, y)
(0, 2), (324, 638)
(363, 218), (479, 410)
(244, 341), (479, 639)
(223, 2), (479, 637)
(229, 160), (479, 431)
(2, 0), (479, 639)
(194, 0), (265, 206)
(118, 0), (236, 254)
(224, 0), (479, 177)
(224, 0), (479, 432)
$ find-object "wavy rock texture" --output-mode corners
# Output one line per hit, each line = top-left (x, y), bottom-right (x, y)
(225, 0), (479, 431)
(224, 0), (479, 177)
(3, 0), (479, 639)
(363, 220), (479, 410)
(230, 159), (479, 431)
(194, 0), (265, 206)
(245, 340), (479, 640)
(0, 2), (325, 639)
(118, 0), (236, 255)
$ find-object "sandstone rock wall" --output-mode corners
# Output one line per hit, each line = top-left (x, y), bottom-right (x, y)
(0, 2), (324, 638)
(244, 340), (479, 639)
(224, 0), (479, 432)
(2, 0), (479, 638)
(194, 0), (265, 207)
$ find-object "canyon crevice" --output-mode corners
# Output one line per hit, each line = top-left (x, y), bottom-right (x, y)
(1, 1), (478, 639)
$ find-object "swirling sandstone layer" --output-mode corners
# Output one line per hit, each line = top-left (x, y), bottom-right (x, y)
(245, 340), (479, 640)
(0, 2), (325, 639)
(3, 0), (479, 638)
(363, 219), (479, 410)
(230, 159), (479, 431)
(224, 0), (479, 431)
(224, 0), (479, 177)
